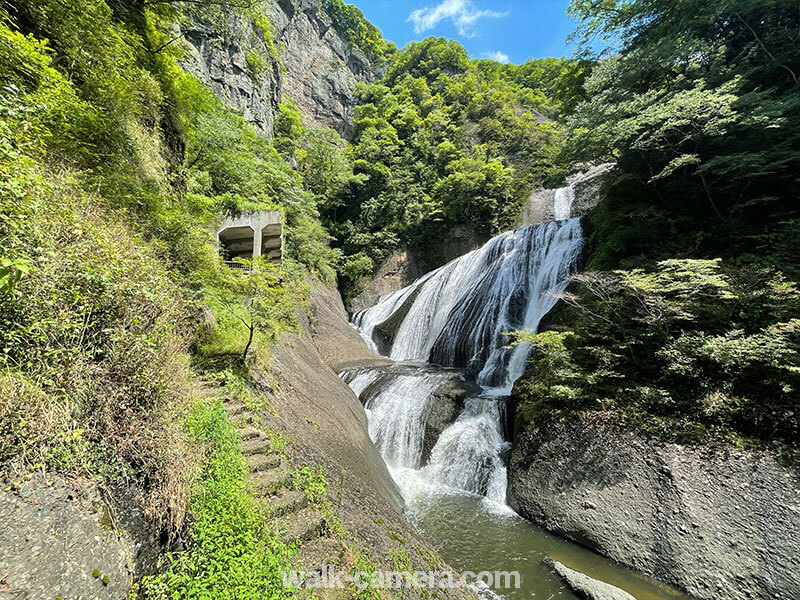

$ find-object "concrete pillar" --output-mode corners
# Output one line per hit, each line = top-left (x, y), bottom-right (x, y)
(252, 224), (262, 258)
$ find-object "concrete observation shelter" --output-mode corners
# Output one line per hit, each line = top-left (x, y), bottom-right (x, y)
(216, 210), (283, 268)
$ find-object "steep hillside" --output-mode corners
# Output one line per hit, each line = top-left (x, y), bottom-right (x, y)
(0, 1), (460, 597)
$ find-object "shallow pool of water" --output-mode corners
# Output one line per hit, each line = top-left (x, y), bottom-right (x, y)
(407, 493), (691, 600)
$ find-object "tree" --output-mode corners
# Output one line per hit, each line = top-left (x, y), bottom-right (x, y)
(565, 0), (800, 265)
(211, 258), (298, 360)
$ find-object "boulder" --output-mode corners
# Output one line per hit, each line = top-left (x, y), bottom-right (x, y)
(543, 558), (638, 600)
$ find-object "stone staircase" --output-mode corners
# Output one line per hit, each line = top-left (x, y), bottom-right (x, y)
(219, 394), (348, 590)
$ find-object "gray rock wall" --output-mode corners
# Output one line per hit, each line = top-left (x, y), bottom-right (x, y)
(349, 247), (421, 314)
(508, 412), (800, 600)
(518, 163), (615, 227)
(0, 473), (158, 600)
(180, 0), (377, 138)
(267, 0), (374, 137)
(180, 11), (282, 136)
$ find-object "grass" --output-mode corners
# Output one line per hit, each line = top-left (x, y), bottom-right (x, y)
(138, 396), (295, 599)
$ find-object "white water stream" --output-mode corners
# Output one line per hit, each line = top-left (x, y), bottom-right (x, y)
(348, 189), (584, 513)
(343, 184), (689, 600)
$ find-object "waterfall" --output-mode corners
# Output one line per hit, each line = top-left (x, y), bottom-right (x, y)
(553, 185), (575, 221)
(423, 396), (510, 503)
(347, 213), (583, 509)
(354, 218), (583, 390)
(362, 372), (447, 470)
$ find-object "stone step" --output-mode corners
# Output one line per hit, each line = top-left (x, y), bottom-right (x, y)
(241, 438), (271, 456)
(295, 536), (344, 575)
(225, 403), (247, 418)
(238, 426), (261, 441)
(259, 488), (308, 517)
(248, 467), (292, 494)
(247, 453), (282, 472)
(279, 507), (325, 544)
(293, 587), (352, 600)
(197, 383), (222, 398)
(231, 412), (253, 425)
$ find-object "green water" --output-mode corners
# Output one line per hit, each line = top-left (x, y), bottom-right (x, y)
(408, 493), (691, 600)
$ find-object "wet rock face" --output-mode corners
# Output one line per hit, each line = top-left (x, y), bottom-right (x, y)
(180, 0), (377, 138)
(508, 412), (800, 600)
(518, 163), (615, 226)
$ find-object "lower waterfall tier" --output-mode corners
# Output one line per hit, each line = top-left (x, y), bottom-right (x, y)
(342, 364), (510, 504)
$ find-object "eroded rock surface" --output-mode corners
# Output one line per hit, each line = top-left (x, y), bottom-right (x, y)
(266, 0), (375, 137)
(180, 0), (378, 138)
(349, 247), (421, 315)
(509, 412), (800, 600)
(0, 473), (156, 600)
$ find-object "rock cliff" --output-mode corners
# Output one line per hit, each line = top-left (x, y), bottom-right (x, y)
(508, 412), (800, 600)
(266, 0), (374, 137)
(518, 163), (615, 227)
(179, 0), (377, 138)
(180, 10), (282, 135)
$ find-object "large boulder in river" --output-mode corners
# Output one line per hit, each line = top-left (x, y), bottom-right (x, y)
(543, 558), (637, 600)
(509, 411), (800, 600)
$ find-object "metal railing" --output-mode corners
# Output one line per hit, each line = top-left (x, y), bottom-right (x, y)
(223, 261), (251, 271)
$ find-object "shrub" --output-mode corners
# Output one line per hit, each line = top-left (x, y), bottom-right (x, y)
(513, 259), (800, 448)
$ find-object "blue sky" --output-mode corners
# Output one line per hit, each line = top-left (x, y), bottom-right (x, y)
(347, 0), (579, 64)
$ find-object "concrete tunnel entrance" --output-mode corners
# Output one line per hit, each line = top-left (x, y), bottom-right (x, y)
(217, 210), (283, 268)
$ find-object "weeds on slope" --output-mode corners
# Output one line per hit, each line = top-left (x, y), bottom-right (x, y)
(138, 398), (295, 599)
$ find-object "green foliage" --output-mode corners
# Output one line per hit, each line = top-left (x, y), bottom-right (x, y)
(514, 260), (800, 448)
(247, 50), (268, 78)
(273, 100), (304, 160)
(292, 465), (329, 505)
(331, 38), (578, 294)
(321, 0), (395, 64)
(0, 257), (31, 294)
(139, 398), (294, 599)
(0, 0), (337, 541)
(297, 127), (365, 209)
(566, 0), (800, 269)
(200, 258), (307, 361)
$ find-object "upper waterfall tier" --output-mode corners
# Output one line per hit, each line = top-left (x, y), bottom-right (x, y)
(353, 218), (584, 390)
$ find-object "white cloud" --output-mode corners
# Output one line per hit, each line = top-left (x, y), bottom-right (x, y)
(482, 50), (510, 63)
(408, 0), (508, 38)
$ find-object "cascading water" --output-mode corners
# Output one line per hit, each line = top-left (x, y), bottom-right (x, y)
(422, 397), (510, 502)
(355, 218), (583, 390)
(362, 372), (447, 470)
(347, 192), (584, 512)
(553, 185), (575, 221)
(344, 184), (687, 600)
